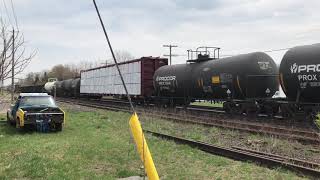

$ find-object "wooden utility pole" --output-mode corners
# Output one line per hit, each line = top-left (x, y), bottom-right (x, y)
(1, 29), (14, 95)
(163, 44), (178, 65)
(1, 30), (6, 94)
(11, 28), (14, 102)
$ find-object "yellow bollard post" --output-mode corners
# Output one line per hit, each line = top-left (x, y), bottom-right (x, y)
(129, 113), (159, 180)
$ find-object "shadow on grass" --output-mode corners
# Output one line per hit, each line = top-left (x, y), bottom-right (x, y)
(0, 120), (38, 135)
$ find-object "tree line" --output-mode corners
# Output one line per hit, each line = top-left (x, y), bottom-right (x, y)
(1, 16), (135, 87)
(17, 50), (134, 86)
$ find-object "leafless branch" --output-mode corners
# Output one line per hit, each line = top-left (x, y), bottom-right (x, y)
(0, 21), (36, 87)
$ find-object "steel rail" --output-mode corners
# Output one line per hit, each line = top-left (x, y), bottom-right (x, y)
(144, 130), (320, 178)
(56, 98), (320, 144)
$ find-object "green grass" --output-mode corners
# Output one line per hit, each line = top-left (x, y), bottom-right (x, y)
(316, 119), (320, 127)
(0, 105), (305, 179)
(140, 112), (320, 169)
(0, 114), (5, 121)
(316, 114), (320, 127)
(191, 101), (223, 108)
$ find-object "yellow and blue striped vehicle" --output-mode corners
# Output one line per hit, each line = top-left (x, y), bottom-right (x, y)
(7, 93), (65, 132)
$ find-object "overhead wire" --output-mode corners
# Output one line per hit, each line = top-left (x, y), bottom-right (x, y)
(219, 47), (291, 58)
(173, 46), (291, 59)
(263, 48), (290, 53)
(2, 0), (13, 28)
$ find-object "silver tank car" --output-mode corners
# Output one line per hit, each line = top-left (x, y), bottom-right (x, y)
(44, 81), (56, 93)
(44, 78), (58, 95)
(154, 52), (279, 102)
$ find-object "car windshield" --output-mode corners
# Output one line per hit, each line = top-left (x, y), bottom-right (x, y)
(20, 96), (57, 107)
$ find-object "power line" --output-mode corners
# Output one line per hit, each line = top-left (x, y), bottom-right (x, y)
(2, 0), (13, 27)
(163, 44), (178, 65)
(220, 47), (291, 58)
(263, 48), (290, 53)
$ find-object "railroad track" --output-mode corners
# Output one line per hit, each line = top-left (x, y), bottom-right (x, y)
(145, 111), (320, 144)
(144, 130), (320, 178)
(97, 97), (320, 131)
(85, 98), (319, 129)
(56, 97), (320, 144)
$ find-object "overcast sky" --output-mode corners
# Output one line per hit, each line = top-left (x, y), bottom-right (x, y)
(1, 0), (320, 83)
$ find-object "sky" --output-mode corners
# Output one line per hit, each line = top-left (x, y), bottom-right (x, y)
(1, 0), (320, 84)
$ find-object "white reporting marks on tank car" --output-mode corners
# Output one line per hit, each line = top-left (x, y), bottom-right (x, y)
(300, 81), (320, 88)
(298, 74), (318, 81)
(156, 76), (176, 81)
(290, 63), (320, 74)
(257, 61), (271, 70)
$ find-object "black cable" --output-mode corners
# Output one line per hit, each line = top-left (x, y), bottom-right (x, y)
(92, 0), (135, 113)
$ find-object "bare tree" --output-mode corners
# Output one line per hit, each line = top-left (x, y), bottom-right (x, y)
(17, 50), (134, 84)
(48, 64), (79, 81)
(0, 19), (36, 92)
(114, 50), (134, 63)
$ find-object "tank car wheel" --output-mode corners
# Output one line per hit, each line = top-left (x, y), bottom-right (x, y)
(245, 109), (257, 117)
(280, 104), (294, 118)
(243, 103), (258, 117)
(223, 102), (232, 113)
(260, 104), (279, 117)
(223, 102), (241, 115)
